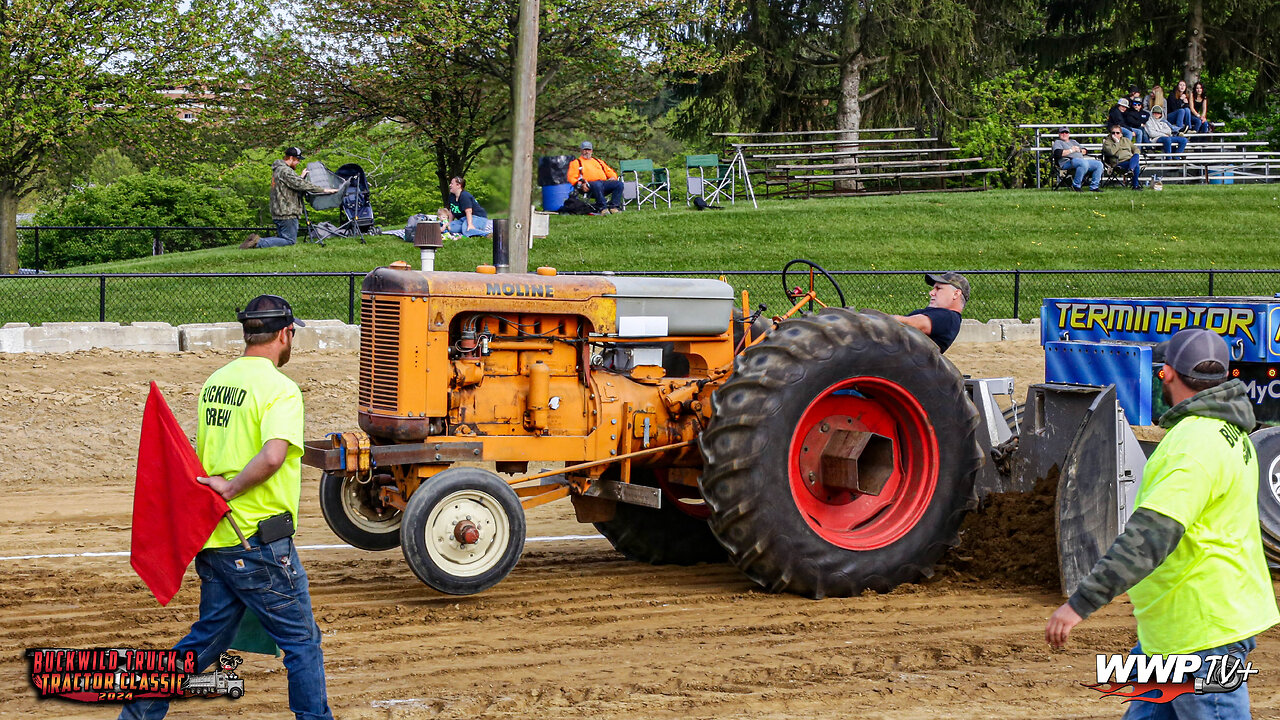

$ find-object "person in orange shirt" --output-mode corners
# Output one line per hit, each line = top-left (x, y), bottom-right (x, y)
(567, 141), (624, 214)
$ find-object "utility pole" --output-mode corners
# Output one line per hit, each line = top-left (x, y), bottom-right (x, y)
(507, 0), (539, 274)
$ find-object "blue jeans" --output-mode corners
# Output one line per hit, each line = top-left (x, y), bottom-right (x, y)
(1156, 136), (1188, 155)
(586, 178), (624, 211)
(1167, 108), (1193, 130)
(1121, 127), (1147, 145)
(1115, 155), (1142, 188)
(1121, 637), (1256, 720)
(447, 216), (492, 237)
(1062, 156), (1104, 189)
(258, 219), (299, 248)
(118, 536), (332, 720)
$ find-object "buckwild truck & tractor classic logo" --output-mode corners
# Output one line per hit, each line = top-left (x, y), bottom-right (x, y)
(26, 648), (246, 703)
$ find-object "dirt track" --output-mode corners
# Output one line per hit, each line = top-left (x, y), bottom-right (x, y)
(2, 343), (1277, 719)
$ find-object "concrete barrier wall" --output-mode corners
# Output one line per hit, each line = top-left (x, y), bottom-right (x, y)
(1, 320), (361, 354)
(0, 318), (1038, 354)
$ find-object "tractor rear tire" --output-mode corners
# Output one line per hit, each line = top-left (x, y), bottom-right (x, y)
(1249, 428), (1280, 559)
(700, 308), (984, 598)
(593, 469), (728, 565)
(319, 472), (402, 551)
(400, 467), (526, 595)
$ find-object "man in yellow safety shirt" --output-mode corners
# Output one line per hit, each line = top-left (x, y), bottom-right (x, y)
(119, 294), (333, 720)
(1045, 327), (1278, 719)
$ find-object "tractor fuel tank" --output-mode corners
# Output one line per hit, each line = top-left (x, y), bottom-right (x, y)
(607, 276), (735, 337)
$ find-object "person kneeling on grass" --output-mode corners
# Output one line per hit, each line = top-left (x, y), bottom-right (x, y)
(444, 177), (491, 237)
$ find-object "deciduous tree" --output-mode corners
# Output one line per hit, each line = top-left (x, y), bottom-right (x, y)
(0, 0), (264, 273)
(249, 0), (722, 199)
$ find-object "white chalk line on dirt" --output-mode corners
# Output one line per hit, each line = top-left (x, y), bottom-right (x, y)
(0, 534), (607, 563)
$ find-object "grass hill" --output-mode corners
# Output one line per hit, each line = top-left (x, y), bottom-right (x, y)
(11, 186), (1280, 325)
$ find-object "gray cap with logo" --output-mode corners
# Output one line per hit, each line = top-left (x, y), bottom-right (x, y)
(1157, 328), (1229, 380)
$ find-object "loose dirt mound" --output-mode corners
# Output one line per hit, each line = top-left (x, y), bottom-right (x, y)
(942, 474), (1061, 590)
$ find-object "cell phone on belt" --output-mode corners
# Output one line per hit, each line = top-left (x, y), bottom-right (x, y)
(257, 512), (295, 544)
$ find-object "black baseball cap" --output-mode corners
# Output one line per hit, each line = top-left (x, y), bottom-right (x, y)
(284, 146), (304, 159)
(237, 295), (305, 333)
(925, 272), (971, 303)
(1155, 328), (1229, 380)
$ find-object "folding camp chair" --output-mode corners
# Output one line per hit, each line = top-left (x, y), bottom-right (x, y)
(685, 154), (733, 206)
(1102, 161), (1138, 190)
(619, 159), (671, 210)
(1049, 150), (1074, 191)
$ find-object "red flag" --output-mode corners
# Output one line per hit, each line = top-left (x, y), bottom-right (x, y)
(131, 382), (229, 605)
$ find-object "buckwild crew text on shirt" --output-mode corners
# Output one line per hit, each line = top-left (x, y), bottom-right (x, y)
(201, 385), (246, 428)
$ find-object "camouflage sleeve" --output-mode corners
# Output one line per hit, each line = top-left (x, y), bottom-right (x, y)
(274, 167), (328, 194)
(1066, 508), (1185, 619)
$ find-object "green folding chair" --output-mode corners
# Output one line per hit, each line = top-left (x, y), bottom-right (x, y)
(685, 154), (733, 206)
(619, 159), (671, 210)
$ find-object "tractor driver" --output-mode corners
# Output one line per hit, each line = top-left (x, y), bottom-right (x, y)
(892, 272), (968, 353)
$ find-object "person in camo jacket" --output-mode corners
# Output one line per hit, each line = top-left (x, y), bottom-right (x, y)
(243, 147), (336, 249)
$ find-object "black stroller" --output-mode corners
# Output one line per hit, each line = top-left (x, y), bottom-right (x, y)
(334, 164), (378, 242)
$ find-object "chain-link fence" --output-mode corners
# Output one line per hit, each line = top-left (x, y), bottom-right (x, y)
(4, 268), (1280, 327)
(0, 273), (362, 326)
(17, 226), (274, 270)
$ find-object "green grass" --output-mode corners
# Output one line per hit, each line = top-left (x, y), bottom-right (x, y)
(8, 186), (1280, 325)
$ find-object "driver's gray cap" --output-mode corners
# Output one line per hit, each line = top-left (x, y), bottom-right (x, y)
(1156, 328), (1229, 380)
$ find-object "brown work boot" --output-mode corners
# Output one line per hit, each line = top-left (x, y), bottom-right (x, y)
(240, 233), (260, 249)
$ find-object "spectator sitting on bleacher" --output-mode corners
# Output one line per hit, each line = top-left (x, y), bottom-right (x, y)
(1052, 128), (1103, 192)
(1102, 124), (1143, 190)
(1124, 98), (1151, 142)
(568, 141), (624, 214)
(1192, 81), (1212, 133)
(1143, 106), (1188, 157)
(1167, 80), (1194, 131)
(1144, 84), (1166, 116)
(1108, 98), (1146, 144)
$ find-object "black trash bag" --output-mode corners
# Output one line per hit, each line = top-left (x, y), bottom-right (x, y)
(538, 155), (574, 186)
(558, 194), (597, 215)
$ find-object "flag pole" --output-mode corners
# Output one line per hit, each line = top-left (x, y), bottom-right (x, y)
(225, 513), (252, 551)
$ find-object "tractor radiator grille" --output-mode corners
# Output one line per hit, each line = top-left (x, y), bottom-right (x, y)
(359, 297), (401, 413)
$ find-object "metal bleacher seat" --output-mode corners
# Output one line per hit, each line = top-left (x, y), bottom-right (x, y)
(619, 159), (671, 210)
(685, 154), (733, 206)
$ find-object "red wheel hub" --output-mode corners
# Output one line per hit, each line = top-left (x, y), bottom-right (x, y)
(453, 519), (481, 545)
(788, 377), (939, 550)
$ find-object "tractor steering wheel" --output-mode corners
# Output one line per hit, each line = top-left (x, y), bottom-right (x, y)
(781, 259), (847, 310)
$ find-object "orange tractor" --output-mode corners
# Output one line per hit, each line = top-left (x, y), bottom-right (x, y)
(303, 259), (984, 598)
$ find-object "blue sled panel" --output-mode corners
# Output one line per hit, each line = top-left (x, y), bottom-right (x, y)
(1045, 341), (1152, 426)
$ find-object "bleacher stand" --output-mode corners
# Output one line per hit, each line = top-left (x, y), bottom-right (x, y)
(1023, 123), (1280, 187)
(711, 129), (1000, 199)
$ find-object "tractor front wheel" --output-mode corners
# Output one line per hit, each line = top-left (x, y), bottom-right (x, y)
(700, 307), (984, 598)
(319, 472), (402, 551)
(400, 467), (526, 595)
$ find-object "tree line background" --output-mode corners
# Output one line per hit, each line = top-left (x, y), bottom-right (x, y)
(2, 0), (1278, 271)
